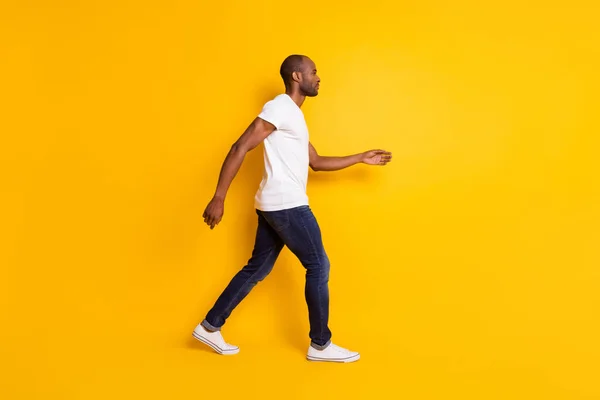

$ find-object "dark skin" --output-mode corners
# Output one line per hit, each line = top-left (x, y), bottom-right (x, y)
(203, 57), (392, 229)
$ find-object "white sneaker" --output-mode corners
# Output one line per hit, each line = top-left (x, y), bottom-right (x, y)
(306, 343), (360, 363)
(192, 324), (239, 355)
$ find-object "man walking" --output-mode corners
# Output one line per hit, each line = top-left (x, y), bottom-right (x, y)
(194, 55), (392, 362)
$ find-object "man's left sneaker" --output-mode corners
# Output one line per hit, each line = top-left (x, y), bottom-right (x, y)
(306, 343), (360, 363)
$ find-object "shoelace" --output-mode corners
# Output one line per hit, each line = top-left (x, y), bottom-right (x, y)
(330, 344), (353, 355)
(209, 331), (230, 346)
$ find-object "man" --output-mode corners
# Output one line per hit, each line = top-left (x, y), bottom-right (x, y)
(193, 54), (392, 363)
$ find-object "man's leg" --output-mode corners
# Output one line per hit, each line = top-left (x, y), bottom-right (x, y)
(262, 206), (332, 348)
(193, 210), (284, 354)
(261, 205), (359, 362)
(260, 206), (359, 361)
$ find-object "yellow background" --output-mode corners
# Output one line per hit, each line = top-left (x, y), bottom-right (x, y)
(1, 0), (599, 399)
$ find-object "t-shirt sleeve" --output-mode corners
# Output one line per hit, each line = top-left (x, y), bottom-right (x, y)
(258, 99), (287, 130)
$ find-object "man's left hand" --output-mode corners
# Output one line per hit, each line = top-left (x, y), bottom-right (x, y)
(361, 149), (392, 166)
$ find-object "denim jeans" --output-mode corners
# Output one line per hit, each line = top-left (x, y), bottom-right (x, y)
(201, 205), (332, 349)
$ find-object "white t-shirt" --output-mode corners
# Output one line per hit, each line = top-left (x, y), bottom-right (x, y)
(254, 94), (310, 212)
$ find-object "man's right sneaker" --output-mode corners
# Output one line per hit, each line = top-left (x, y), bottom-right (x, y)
(306, 343), (360, 363)
(192, 324), (239, 355)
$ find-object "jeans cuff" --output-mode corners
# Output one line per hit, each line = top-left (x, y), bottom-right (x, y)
(310, 339), (331, 351)
(201, 319), (221, 332)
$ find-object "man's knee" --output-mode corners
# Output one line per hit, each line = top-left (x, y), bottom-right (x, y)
(307, 253), (329, 281)
(321, 254), (330, 281)
(255, 262), (276, 283)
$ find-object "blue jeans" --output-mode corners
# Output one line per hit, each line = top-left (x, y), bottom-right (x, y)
(201, 205), (332, 349)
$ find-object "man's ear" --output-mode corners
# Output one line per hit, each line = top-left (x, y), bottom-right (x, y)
(292, 70), (301, 83)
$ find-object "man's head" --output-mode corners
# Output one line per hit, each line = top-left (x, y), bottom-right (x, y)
(280, 55), (320, 97)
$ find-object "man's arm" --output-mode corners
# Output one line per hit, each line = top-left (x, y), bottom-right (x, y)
(309, 142), (392, 172)
(203, 117), (276, 229)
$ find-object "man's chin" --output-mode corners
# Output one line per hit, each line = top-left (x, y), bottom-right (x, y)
(302, 88), (319, 97)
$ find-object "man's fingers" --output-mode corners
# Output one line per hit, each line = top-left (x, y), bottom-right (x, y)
(204, 211), (223, 229)
(211, 214), (221, 229)
(371, 150), (392, 159)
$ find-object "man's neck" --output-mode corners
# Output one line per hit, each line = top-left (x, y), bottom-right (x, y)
(286, 90), (306, 108)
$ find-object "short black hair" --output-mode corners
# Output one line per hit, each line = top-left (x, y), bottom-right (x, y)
(280, 54), (306, 89)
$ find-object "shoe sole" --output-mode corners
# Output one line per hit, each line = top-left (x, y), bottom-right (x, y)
(306, 354), (360, 363)
(192, 331), (239, 355)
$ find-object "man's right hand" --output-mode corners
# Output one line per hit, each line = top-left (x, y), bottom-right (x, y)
(203, 196), (225, 229)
